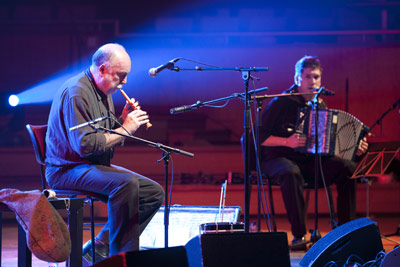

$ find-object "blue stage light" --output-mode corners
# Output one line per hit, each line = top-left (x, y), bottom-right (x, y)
(8, 94), (19, 107)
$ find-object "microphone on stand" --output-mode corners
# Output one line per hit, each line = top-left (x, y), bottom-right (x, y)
(69, 116), (109, 131)
(148, 58), (180, 77)
(317, 86), (335, 96)
(170, 101), (202, 115)
(390, 98), (400, 110)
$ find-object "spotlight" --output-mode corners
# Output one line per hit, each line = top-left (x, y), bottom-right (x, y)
(8, 94), (19, 107)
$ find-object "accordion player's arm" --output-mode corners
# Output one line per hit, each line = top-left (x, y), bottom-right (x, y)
(261, 134), (306, 149)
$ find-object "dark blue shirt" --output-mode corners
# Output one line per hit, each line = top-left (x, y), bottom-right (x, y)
(46, 70), (116, 166)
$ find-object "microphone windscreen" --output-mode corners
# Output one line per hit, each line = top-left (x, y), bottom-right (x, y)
(148, 68), (157, 77)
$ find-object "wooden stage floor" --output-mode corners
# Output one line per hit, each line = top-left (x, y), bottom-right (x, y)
(1, 214), (400, 266)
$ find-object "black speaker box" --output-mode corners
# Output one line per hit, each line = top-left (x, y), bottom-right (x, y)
(380, 246), (400, 267)
(185, 232), (290, 267)
(300, 217), (383, 267)
(93, 246), (188, 267)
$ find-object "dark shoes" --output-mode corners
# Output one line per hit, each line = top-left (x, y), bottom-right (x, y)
(290, 236), (308, 251)
(82, 239), (110, 265)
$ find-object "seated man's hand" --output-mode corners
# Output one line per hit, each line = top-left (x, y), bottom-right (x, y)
(356, 137), (368, 156)
(287, 133), (307, 149)
(121, 98), (140, 121)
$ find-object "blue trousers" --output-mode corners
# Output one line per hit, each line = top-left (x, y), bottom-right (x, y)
(46, 164), (164, 255)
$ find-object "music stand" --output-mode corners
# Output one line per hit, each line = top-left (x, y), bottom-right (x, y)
(352, 144), (400, 218)
(352, 145), (400, 245)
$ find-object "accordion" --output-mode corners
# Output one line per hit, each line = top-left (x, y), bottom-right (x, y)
(296, 109), (369, 161)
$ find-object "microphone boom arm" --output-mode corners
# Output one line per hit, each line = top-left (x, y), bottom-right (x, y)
(95, 126), (194, 158)
(170, 87), (269, 114)
(369, 97), (400, 132)
(170, 66), (269, 72)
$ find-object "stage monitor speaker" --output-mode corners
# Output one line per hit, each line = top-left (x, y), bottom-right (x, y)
(299, 217), (383, 267)
(380, 246), (400, 267)
(140, 205), (241, 249)
(185, 232), (290, 267)
(93, 246), (188, 267)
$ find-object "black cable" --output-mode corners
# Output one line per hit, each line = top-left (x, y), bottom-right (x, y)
(318, 154), (338, 228)
(108, 110), (132, 136)
(322, 261), (337, 267)
(249, 77), (273, 232)
(168, 157), (174, 208)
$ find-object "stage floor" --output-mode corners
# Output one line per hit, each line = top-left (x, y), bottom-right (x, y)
(1, 214), (399, 266)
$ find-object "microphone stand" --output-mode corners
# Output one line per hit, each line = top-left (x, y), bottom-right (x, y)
(252, 90), (329, 243)
(169, 65), (268, 232)
(169, 66), (269, 73)
(254, 97), (268, 232)
(369, 97), (400, 133)
(170, 77), (269, 233)
(170, 87), (268, 114)
(309, 88), (323, 244)
(92, 125), (194, 248)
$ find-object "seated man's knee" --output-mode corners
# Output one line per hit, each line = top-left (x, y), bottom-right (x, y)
(277, 165), (302, 179)
(274, 165), (303, 187)
(264, 158), (301, 180)
(153, 183), (165, 206)
(112, 175), (139, 199)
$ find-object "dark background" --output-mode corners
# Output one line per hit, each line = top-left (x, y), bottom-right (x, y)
(0, 0), (399, 147)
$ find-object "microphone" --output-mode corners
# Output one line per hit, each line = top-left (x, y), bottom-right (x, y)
(170, 101), (202, 115)
(69, 116), (109, 131)
(390, 98), (400, 110)
(317, 87), (335, 96)
(149, 58), (180, 77)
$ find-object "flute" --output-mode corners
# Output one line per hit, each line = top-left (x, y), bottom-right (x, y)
(119, 89), (152, 129)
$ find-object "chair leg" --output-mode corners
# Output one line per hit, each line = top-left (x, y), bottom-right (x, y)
(67, 201), (83, 267)
(304, 189), (311, 220)
(0, 212), (2, 267)
(267, 177), (277, 232)
(0, 211), (32, 267)
(17, 222), (31, 267)
(90, 199), (95, 264)
(304, 187), (337, 229)
(326, 186), (337, 228)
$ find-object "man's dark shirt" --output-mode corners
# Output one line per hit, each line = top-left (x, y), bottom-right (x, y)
(260, 84), (326, 162)
(46, 70), (116, 166)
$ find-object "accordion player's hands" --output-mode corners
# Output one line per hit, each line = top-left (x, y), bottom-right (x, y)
(287, 133), (307, 149)
(356, 137), (369, 156)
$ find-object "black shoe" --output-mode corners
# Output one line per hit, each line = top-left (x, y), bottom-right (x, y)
(82, 239), (109, 265)
(290, 236), (308, 251)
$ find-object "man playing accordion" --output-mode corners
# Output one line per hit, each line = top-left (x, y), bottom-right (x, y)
(259, 56), (368, 250)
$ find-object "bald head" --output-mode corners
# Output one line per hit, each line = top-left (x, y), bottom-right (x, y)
(90, 43), (132, 95)
(91, 43), (130, 68)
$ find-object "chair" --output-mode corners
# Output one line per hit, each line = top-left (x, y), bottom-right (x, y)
(240, 134), (336, 233)
(26, 124), (107, 266)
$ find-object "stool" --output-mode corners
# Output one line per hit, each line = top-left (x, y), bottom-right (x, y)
(26, 124), (105, 265)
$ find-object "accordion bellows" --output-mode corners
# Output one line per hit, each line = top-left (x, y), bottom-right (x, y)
(297, 109), (368, 161)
